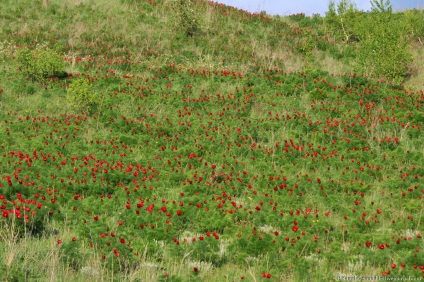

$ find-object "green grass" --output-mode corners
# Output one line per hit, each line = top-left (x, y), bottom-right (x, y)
(0, 0), (423, 281)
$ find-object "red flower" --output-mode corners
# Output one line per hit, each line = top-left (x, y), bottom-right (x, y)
(193, 267), (198, 272)
(292, 226), (299, 232)
(188, 153), (197, 159)
(261, 273), (271, 278)
(176, 210), (183, 216)
(146, 204), (154, 214)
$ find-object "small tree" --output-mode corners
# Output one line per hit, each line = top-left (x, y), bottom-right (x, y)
(370, 0), (392, 13)
(325, 0), (358, 43)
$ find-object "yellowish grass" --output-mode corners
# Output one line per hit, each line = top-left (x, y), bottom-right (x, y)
(316, 52), (352, 75)
(405, 43), (424, 89)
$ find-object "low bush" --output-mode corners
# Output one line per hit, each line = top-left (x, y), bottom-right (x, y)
(16, 43), (65, 82)
(66, 77), (97, 113)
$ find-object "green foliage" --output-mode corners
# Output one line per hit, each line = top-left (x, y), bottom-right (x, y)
(174, 0), (201, 37)
(353, 6), (411, 82)
(325, 0), (359, 43)
(288, 13), (307, 23)
(294, 29), (316, 59)
(370, 0), (392, 13)
(66, 77), (97, 113)
(16, 44), (65, 82)
(325, 0), (411, 82)
(402, 9), (424, 42)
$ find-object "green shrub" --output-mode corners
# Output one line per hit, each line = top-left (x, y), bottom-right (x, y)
(370, 0), (392, 13)
(325, 0), (411, 82)
(16, 44), (65, 81)
(353, 6), (411, 82)
(402, 9), (424, 42)
(66, 77), (97, 113)
(175, 0), (201, 37)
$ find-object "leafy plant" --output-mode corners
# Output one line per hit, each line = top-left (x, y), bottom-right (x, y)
(66, 77), (97, 113)
(325, 0), (411, 82)
(325, 0), (359, 43)
(370, 0), (392, 13)
(174, 0), (201, 37)
(16, 43), (65, 82)
(353, 2), (411, 82)
(401, 9), (424, 43)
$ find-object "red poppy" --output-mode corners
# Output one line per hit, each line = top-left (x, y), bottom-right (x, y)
(146, 204), (154, 214)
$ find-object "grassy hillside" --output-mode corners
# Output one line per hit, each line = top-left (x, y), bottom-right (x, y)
(0, 0), (423, 281)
